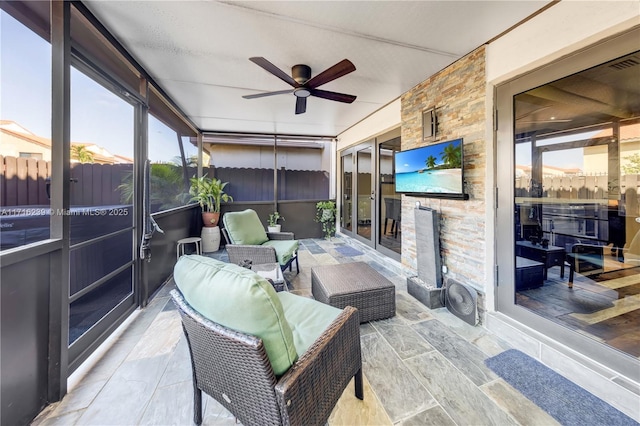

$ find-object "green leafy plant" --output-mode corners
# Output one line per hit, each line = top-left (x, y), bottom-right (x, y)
(117, 163), (186, 211)
(189, 176), (233, 212)
(315, 200), (336, 239)
(268, 211), (285, 226)
(622, 153), (640, 174)
(71, 145), (95, 163)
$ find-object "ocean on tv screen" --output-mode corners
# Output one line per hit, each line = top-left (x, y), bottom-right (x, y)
(396, 168), (462, 193)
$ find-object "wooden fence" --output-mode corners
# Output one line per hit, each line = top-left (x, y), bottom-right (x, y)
(0, 155), (51, 206)
(207, 166), (330, 201)
(516, 173), (640, 217)
(0, 155), (131, 207)
(1, 157), (330, 208)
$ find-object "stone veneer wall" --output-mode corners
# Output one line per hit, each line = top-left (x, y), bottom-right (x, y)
(401, 46), (487, 291)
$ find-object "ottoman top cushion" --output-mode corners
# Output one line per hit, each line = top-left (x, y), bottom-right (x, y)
(312, 262), (394, 295)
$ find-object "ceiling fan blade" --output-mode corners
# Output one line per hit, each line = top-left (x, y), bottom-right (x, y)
(310, 88), (356, 104)
(306, 59), (356, 89)
(243, 89), (294, 99)
(295, 96), (307, 115)
(249, 57), (298, 87)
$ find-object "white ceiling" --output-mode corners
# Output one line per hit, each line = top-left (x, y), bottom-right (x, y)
(84, 1), (550, 137)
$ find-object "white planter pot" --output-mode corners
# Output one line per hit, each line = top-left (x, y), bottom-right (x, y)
(201, 226), (221, 252)
(267, 225), (281, 233)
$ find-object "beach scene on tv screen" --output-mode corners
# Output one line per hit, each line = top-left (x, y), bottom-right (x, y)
(396, 139), (462, 193)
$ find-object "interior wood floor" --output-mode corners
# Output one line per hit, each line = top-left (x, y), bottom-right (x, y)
(516, 255), (640, 358)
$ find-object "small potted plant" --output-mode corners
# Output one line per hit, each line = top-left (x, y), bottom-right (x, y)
(267, 211), (284, 232)
(315, 200), (336, 240)
(189, 176), (233, 227)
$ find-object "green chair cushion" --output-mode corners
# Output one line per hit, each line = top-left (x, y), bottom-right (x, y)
(277, 291), (342, 355)
(173, 255), (298, 376)
(223, 209), (269, 245)
(262, 239), (299, 266)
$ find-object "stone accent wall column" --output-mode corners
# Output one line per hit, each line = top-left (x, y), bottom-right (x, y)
(400, 47), (487, 290)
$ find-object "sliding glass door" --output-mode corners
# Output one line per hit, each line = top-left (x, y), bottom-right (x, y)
(67, 62), (139, 369)
(496, 32), (640, 379)
(378, 137), (401, 256)
(355, 143), (374, 244)
(340, 130), (401, 260)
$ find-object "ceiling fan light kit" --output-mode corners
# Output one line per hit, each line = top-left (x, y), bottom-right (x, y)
(243, 57), (357, 114)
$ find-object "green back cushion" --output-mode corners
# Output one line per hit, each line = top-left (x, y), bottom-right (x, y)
(223, 209), (269, 245)
(262, 240), (299, 266)
(174, 255), (297, 375)
(277, 292), (341, 355)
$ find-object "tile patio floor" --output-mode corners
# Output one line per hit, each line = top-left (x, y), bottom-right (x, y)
(33, 236), (564, 426)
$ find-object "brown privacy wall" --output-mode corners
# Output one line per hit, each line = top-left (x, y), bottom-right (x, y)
(1, 157), (330, 207)
(208, 166), (330, 201)
(0, 155), (51, 206)
(0, 156), (130, 207)
(400, 47), (488, 289)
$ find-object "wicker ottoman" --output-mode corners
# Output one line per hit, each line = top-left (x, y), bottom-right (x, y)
(311, 262), (396, 323)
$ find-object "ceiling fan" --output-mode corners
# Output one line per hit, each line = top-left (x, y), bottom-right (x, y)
(242, 57), (357, 114)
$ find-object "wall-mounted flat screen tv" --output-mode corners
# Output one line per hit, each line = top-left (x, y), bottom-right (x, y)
(394, 138), (467, 199)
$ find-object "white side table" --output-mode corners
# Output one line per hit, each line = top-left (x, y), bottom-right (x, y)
(176, 237), (202, 259)
(201, 226), (221, 252)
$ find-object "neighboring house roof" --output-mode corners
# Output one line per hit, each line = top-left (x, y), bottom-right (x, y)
(592, 122), (640, 142)
(0, 120), (37, 135)
(0, 126), (52, 150)
(0, 121), (133, 164)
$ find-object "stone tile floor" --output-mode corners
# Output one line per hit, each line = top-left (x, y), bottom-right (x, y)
(33, 236), (563, 426)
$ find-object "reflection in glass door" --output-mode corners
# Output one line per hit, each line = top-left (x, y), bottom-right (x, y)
(341, 153), (353, 232)
(356, 145), (374, 243)
(379, 137), (401, 255)
(68, 65), (137, 364)
(511, 51), (640, 359)
(341, 132), (402, 260)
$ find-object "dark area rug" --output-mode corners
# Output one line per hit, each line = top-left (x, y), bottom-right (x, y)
(485, 349), (638, 426)
(335, 246), (363, 257)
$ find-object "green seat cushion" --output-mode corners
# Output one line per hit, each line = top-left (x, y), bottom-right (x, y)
(262, 239), (299, 266)
(277, 292), (342, 355)
(223, 209), (269, 245)
(173, 255), (297, 375)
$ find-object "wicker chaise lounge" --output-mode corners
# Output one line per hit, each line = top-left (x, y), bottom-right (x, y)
(172, 255), (363, 426)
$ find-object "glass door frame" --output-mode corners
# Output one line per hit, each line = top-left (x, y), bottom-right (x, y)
(376, 136), (401, 261)
(495, 28), (640, 381)
(66, 54), (145, 373)
(340, 151), (354, 235)
(342, 141), (376, 248)
(339, 135), (401, 261)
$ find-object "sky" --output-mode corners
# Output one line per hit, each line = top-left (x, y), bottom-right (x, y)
(1, 10), (196, 163)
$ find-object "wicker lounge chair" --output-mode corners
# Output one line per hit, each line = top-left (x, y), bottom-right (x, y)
(171, 288), (363, 426)
(222, 209), (299, 273)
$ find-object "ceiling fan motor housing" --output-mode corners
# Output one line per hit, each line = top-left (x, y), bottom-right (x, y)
(243, 57), (357, 114)
(292, 64), (311, 84)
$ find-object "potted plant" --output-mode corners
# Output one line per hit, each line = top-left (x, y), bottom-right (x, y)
(315, 200), (336, 240)
(267, 211), (285, 232)
(189, 176), (233, 227)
